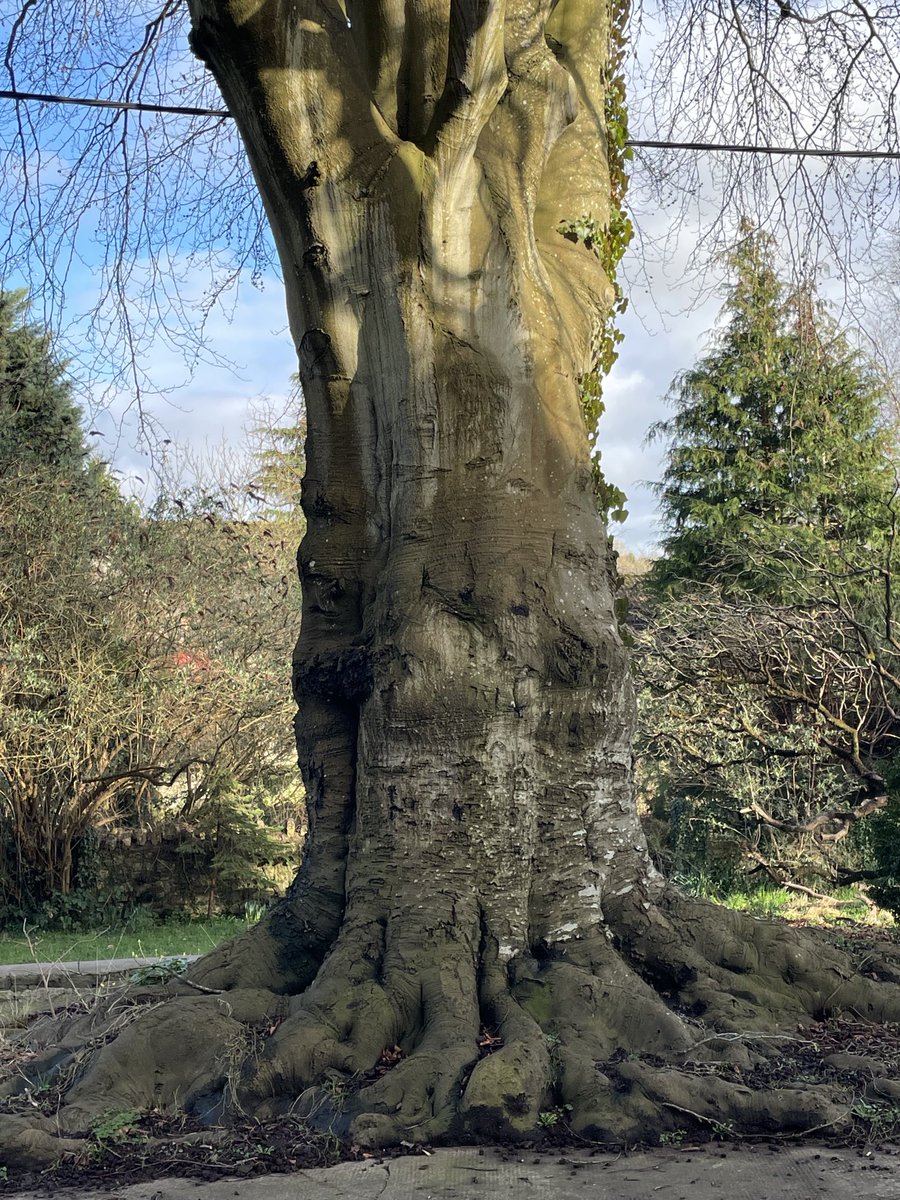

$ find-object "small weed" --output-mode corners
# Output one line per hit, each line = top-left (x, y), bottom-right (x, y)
(537, 1104), (572, 1128)
(319, 1129), (344, 1162)
(130, 957), (188, 984)
(851, 1099), (900, 1141)
(321, 1069), (349, 1112)
(91, 1109), (142, 1142)
(711, 1119), (735, 1140)
(24, 1070), (56, 1097)
(243, 900), (268, 924)
(660, 1129), (687, 1146)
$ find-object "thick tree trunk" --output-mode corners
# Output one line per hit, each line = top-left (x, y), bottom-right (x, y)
(186, 0), (661, 1135)
(5, 2), (900, 1171)
(186, 0), (648, 985)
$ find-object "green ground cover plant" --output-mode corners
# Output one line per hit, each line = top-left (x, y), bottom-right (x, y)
(706, 883), (893, 927)
(0, 916), (245, 965)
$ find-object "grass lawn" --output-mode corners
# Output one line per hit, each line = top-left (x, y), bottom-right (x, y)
(713, 885), (896, 928)
(0, 889), (893, 966)
(0, 916), (248, 965)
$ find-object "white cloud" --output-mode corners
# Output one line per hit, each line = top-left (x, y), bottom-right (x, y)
(87, 274), (297, 497)
(87, 241), (723, 553)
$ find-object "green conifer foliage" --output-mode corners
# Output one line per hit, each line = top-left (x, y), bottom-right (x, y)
(245, 392), (306, 516)
(648, 227), (895, 599)
(0, 291), (91, 477)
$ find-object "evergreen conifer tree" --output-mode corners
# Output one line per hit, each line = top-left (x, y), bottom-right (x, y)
(246, 392), (306, 517)
(649, 227), (896, 598)
(0, 290), (90, 477)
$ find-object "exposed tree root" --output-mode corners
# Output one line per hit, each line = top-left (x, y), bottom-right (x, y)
(185, 894), (335, 994)
(609, 887), (900, 1028)
(3, 890), (900, 1171)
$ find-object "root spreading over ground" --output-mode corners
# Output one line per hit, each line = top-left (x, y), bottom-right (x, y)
(3, 885), (900, 1176)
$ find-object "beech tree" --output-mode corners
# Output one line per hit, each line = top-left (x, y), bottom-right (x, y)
(6, 0), (900, 1171)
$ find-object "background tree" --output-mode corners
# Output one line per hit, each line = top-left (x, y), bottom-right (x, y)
(635, 567), (900, 895)
(0, 309), (307, 923)
(0, 457), (307, 922)
(648, 226), (896, 600)
(116, 470), (306, 906)
(0, 468), (141, 911)
(629, 3), (900, 305)
(0, 289), (96, 477)
(636, 229), (900, 891)
(0, 292), (137, 911)
(244, 390), (307, 517)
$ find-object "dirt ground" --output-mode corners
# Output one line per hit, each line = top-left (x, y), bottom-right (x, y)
(7, 1144), (900, 1200)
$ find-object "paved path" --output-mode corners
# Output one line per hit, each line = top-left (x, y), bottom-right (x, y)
(12, 1145), (900, 1200)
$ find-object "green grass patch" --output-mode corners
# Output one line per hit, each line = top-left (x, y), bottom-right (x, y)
(0, 917), (247, 965)
(721, 887), (793, 917)
(690, 880), (895, 928)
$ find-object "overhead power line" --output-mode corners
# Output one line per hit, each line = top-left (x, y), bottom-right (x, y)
(0, 88), (229, 119)
(629, 138), (900, 160)
(3, 87), (900, 160)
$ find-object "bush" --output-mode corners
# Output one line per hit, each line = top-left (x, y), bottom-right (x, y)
(852, 779), (900, 920)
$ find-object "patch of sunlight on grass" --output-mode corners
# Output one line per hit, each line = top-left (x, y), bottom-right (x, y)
(722, 887), (793, 916)
(716, 885), (895, 928)
(0, 916), (247, 966)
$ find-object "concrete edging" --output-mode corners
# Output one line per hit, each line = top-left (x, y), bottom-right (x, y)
(0, 956), (200, 1030)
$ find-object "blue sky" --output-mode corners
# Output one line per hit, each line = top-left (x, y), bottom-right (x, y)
(3, 3), (896, 554)
(0, 2), (762, 553)
(74, 191), (729, 555)
(83, 213), (870, 555)
(27, 146), (891, 558)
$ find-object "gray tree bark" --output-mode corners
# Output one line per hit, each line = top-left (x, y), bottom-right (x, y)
(183, 0), (662, 1137)
(186, 0), (651, 993)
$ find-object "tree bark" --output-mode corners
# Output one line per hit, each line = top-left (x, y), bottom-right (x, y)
(187, 0), (647, 980)
(4, 2), (900, 1168)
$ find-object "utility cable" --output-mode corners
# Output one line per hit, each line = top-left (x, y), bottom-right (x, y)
(0, 88), (229, 119)
(3, 87), (900, 160)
